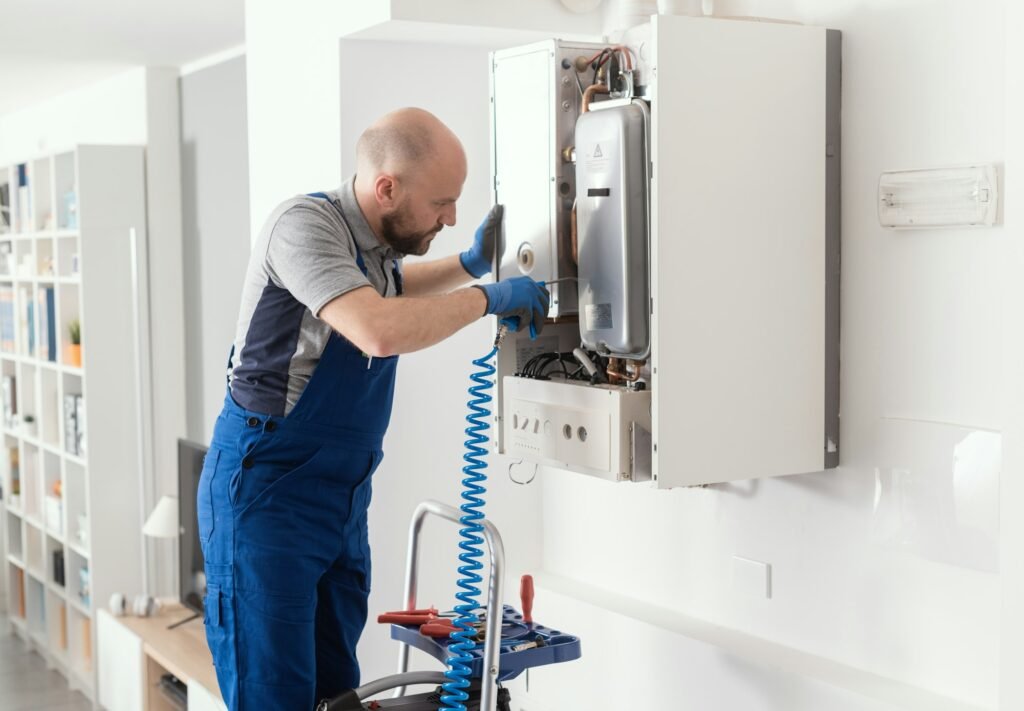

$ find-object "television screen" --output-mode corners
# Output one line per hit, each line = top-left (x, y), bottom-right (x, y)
(177, 439), (208, 615)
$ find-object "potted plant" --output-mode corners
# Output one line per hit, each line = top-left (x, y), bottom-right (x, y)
(67, 319), (81, 367)
(21, 413), (36, 438)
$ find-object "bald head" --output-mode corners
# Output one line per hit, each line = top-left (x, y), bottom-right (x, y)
(353, 108), (468, 257)
(356, 107), (465, 180)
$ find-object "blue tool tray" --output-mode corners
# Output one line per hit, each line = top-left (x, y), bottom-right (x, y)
(389, 604), (581, 682)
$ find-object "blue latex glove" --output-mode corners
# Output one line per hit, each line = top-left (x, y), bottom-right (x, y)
(460, 204), (503, 278)
(475, 277), (550, 339)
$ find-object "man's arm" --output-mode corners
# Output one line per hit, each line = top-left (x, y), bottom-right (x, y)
(319, 275), (550, 357)
(319, 285), (486, 356)
(401, 255), (476, 297)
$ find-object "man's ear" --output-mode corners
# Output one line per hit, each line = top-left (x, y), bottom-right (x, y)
(374, 174), (399, 208)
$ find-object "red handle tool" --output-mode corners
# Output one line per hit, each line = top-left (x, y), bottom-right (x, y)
(420, 619), (461, 638)
(520, 574), (534, 624)
(377, 607), (452, 625)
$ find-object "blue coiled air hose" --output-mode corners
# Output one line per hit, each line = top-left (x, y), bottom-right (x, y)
(440, 345), (499, 710)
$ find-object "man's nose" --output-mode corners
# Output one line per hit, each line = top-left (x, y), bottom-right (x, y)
(441, 204), (456, 227)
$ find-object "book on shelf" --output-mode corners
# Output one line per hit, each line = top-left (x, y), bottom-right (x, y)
(27, 299), (34, 358)
(63, 191), (78, 231)
(75, 395), (86, 456)
(78, 564), (90, 608)
(20, 294), (35, 358)
(0, 287), (14, 353)
(16, 165), (29, 233)
(63, 395), (83, 455)
(37, 287), (55, 362)
(45, 494), (63, 533)
(52, 549), (65, 587)
(74, 513), (88, 549)
(0, 183), (10, 232)
(3, 374), (17, 427)
(7, 447), (19, 508)
(81, 617), (91, 667)
(17, 567), (25, 617)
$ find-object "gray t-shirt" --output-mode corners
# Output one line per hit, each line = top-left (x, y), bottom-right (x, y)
(228, 178), (403, 416)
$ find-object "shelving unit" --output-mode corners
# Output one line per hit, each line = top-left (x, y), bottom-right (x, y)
(0, 146), (147, 702)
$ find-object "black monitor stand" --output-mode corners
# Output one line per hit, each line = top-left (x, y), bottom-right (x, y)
(167, 610), (201, 630)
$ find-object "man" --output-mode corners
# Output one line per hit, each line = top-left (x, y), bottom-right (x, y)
(197, 107), (549, 710)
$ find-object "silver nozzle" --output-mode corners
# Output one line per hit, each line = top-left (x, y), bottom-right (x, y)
(494, 323), (511, 349)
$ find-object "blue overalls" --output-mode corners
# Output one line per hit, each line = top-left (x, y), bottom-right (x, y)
(197, 193), (403, 710)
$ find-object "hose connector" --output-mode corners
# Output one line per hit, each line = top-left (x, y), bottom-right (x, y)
(493, 323), (511, 349)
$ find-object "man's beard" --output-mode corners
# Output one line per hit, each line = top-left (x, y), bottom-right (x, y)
(380, 205), (440, 256)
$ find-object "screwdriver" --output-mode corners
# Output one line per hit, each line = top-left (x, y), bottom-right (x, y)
(520, 574), (534, 625)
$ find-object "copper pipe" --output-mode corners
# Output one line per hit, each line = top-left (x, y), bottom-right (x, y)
(628, 359), (647, 380)
(606, 365), (641, 383)
(606, 358), (624, 384)
(582, 83), (609, 113)
(607, 358), (645, 383)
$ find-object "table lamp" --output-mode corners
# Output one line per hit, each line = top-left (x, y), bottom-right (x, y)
(143, 496), (179, 538)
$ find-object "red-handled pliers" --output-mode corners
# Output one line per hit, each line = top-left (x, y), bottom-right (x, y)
(377, 607), (459, 626)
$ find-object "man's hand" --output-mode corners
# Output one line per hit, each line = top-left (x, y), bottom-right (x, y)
(474, 277), (550, 339)
(459, 204), (503, 278)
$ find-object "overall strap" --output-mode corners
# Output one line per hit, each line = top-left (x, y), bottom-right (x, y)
(392, 259), (404, 296)
(226, 344), (235, 386)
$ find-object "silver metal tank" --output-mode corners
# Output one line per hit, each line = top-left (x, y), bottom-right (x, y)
(574, 99), (651, 358)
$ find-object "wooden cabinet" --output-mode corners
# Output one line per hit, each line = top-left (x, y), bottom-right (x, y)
(98, 606), (225, 711)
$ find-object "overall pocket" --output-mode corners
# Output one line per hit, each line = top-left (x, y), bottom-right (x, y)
(231, 442), (326, 517)
(349, 450), (381, 517)
(196, 448), (222, 546)
(203, 584), (236, 673)
(345, 450), (382, 593)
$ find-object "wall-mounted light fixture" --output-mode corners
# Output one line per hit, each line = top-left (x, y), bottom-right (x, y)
(878, 164), (998, 229)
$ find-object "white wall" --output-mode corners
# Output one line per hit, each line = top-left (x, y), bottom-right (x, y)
(0, 69), (148, 164)
(999, 2), (1024, 709)
(142, 69), (188, 600)
(179, 56), (251, 442)
(244, 3), (389, 239)
(245, 2), (1012, 709)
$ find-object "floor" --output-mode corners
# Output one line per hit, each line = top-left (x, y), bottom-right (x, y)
(0, 620), (92, 711)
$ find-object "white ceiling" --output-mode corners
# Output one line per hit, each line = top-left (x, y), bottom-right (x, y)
(0, 0), (245, 115)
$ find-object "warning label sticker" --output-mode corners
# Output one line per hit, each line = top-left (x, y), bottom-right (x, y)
(586, 141), (610, 173)
(585, 303), (613, 331)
